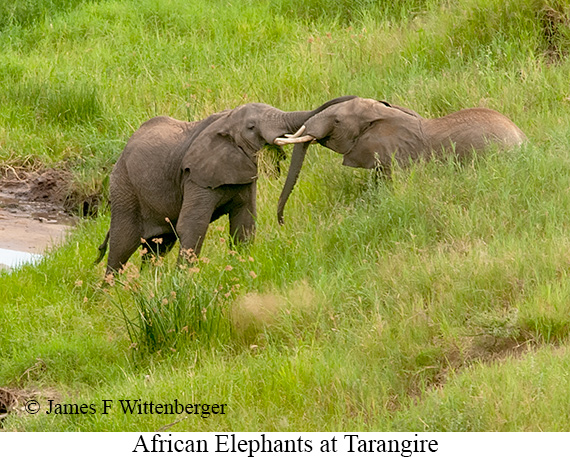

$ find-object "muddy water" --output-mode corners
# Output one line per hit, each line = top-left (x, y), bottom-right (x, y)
(0, 188), (73, 271)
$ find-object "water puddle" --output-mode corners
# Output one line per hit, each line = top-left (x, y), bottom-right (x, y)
(0, 248), (42, 269)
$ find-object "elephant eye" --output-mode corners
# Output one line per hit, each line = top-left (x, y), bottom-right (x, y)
(247, 122), (255, 130)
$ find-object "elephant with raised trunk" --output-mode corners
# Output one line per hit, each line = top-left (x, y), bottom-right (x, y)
(96, 97), (355, 276)
(275, 97), (526, 223)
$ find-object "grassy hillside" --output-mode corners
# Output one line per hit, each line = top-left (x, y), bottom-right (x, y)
(1, 0), (570, 431)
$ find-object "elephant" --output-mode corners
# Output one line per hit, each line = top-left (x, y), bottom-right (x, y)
(274, 97), (526, 223)
(95, 96), (356, 275)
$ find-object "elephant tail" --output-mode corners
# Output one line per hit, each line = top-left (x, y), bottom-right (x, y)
(94, 230), (110, 265)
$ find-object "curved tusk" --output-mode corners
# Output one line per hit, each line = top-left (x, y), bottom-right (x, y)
(274, 135), (316, 146)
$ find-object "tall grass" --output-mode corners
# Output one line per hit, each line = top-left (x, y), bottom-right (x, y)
(106, 245), (259, 357)
(2, 0), (570, 431)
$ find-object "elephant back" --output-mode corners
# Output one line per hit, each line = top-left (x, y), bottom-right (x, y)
(423, 108), (526, 156)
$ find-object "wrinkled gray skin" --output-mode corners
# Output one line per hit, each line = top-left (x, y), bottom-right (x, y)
(96, 97), (355, 275)
(276, 97), (526, 224)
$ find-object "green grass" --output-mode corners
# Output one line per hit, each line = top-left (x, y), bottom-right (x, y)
(2, 0), (570, 431)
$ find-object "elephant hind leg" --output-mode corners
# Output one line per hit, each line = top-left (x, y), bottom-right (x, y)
(106, 232), (141, 275)
(105, 209), (143, 275)
(106, 237), (141, 275)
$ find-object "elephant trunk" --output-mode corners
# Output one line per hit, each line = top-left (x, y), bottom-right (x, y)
(277, 141), (310, 225)
(276, 96), (357, 224)
(282, 110), (315, 134)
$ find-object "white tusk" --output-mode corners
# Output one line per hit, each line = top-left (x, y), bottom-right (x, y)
(274, 135), (316, 146)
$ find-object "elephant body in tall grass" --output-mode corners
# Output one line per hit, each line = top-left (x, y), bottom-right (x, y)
(275, 97), (526, 223)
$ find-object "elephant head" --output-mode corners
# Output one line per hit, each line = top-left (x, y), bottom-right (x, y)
(183, 97), (358, 189)
(274, 96), (526, 224)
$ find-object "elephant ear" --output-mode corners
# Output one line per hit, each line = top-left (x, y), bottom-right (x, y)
(181, 115), (258, 189)
(378, 100), (423, 119)
(342, 106), (425, 169)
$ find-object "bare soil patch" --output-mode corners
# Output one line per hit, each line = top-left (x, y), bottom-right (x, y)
(0, 388), (18, 425)
(0, 169), (77, 258)
(0, 383), (63, 428)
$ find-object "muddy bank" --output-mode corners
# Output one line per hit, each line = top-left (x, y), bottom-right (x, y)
(0, 169), (78, 270)
(0, 210), (70, 253)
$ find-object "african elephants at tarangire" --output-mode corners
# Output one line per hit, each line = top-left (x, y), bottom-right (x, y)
(97, 95), (525, 275)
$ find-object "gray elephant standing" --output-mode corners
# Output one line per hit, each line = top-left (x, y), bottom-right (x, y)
(275, 97), (526, 223)
(96, 97), (355, 276)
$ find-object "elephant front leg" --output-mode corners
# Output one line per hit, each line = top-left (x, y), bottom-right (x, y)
(175, 183), (219, 261)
